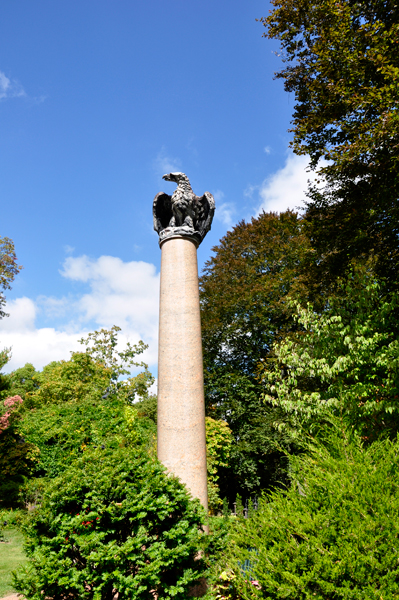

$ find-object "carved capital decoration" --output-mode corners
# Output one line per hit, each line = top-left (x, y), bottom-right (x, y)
(153, 172), (215, 247)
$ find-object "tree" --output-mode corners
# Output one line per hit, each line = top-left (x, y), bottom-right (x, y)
(260, 0), (399, 283)
(18, 327), (154, 409)
(78, 326), (154, 403)
(200, 211), (310, 501)
(0, 236), (22, 318)
(7, 363), (39, 400)
(261, 265), (399, 441)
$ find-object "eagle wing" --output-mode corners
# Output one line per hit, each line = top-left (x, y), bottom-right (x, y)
(195, 191), (215, 241)
(153, 192), (172, 233)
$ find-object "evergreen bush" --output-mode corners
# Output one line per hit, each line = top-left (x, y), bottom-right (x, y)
(225, 424), (399, 599)
(14, 448), (208, 600)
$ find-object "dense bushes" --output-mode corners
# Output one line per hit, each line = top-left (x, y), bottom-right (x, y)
(20, 395), (156, 479)
(223, 424), (399, 599)
(14, 448), (208, 600)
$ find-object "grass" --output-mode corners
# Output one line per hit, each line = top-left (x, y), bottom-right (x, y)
(0, 528), (26, 598)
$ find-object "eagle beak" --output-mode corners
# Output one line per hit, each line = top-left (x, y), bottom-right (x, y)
(162, 173), (172, 181)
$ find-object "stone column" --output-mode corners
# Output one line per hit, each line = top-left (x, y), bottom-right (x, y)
(157, 236), (208, 510)
(153, 172), (215, 511)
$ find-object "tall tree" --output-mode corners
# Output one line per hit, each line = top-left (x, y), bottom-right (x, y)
(200, 210), (310, 501)
(0, 236), (22, 318)
(260, 0), (399, 283)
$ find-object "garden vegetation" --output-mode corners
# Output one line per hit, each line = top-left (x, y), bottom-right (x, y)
(1, 0), (399, 596)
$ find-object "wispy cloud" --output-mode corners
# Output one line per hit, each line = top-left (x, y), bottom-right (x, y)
(213, 190), (236, 229)
(154, 147), (182, 176)
(0, 70), (26, 101)
(264, 146), (271, 155)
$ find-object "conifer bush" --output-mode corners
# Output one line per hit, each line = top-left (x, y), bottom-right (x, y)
(14, 448), (208, 600)
(225, 425), (399, 599)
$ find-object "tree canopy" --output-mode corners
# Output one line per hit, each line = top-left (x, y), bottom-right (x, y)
(260, 0), (399, 282)
(200, 210), (310, 500)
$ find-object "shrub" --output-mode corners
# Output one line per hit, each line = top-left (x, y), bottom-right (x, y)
(20, 395), (156, 479)
(14, 448), (208, 600)
(225, 423), (399, 599)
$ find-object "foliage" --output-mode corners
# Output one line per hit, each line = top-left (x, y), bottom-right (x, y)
(200, 211), (310, 500)
(20, 391), (156, 479)
(78, 326), (154, 403)
(201, 211), (309, 378)
(20, 328), (154, 409)
(7, 364), (39, 400)
(135, 394), (158, 424)
(203, 516), (236, 600)
(13, 448), (208, 600)
(26, 353), (113, 407)
(2, 329), (156, 503)
(205, 417), (233, 513)
(260, 0), (399, 282)
(0, 396), (39, 508)
(225, 424), (399, 599)
(0, 347), (12, 401)
(261, 268), (399, 440)
(0, 236), (22, 319)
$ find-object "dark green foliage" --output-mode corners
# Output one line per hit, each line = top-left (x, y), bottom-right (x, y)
(13, 448), (207, 600)
(200, 211), (310, 501)
(0, 429), (39, 508)
(226, 425), (399, 599)
(260, 0), (399, 284)
(209, 373), (290, 503)
(135, 394), (158, 424)
(0, 393), (39, 508)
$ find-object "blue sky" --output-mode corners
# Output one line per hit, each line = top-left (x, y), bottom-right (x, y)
(0, 0), (317, 376)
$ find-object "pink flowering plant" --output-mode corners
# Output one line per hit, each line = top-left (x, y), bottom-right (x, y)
(0, 395), (23, 432)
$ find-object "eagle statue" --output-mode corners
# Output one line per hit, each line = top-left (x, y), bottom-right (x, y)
(153, 172), (215, 246)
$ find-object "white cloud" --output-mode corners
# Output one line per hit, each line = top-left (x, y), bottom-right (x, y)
(0, 70), (26, 100)
(264, 146), (271, 155)
(0, 297), (36, 333)
(154, 147), (181, 176)
(0, 256), (160, 373)
(257, 154), (324, 215)
(213, 190), (236, 228)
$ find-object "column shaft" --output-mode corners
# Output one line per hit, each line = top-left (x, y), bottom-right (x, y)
(157, 236), (208, 512)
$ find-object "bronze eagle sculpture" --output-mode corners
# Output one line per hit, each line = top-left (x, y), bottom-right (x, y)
(153, 172), (215, 246)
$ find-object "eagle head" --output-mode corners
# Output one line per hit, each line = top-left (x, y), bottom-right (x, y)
(162, 172), (189, 184)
